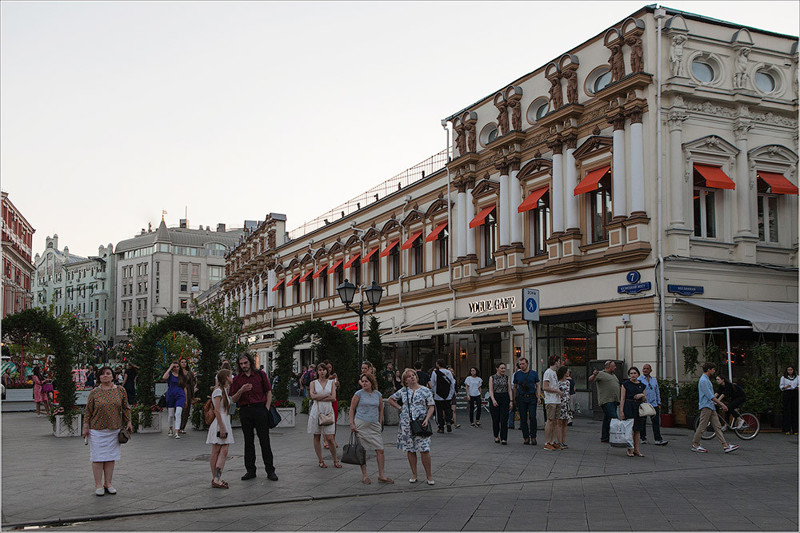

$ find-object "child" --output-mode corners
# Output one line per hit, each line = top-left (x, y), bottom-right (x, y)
(207, 369), (234, 488)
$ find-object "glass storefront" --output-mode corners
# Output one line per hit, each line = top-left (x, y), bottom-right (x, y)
(536, 311), (597, 391)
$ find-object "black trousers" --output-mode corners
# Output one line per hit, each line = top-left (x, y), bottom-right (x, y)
(490, 392), (510, 441)
(435, 399), (454, 429)
(640, 405), (662, 441)
(468, 395), (482, 423)
(239, 403), (275, 474)
(783, 389), (798, 433)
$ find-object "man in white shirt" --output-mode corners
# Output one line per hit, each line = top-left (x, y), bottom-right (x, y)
(431, 359), (455, 433)
(542, 355), (564, 451)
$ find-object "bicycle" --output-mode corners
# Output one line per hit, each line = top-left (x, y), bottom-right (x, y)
(694, 406), (760, 440)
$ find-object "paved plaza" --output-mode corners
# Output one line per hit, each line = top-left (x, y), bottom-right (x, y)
(2, 404), (798, 531)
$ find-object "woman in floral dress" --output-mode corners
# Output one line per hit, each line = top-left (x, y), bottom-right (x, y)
(556, 366), (571, 449)
(387, 368), (435, 485)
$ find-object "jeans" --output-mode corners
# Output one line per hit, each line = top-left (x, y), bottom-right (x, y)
(239, 403), (275, 474)
(434, 399), (454, 429)
(508, 403), (517, 428)
(600, 401), (619, 441)
(468, 395), (482, 423)
(516, 395), (538, 440)
(491, 392), (510, 441)
(640, 405), (662, 441)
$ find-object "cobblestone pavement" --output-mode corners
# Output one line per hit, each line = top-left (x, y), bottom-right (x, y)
(2, 406), (797, 531)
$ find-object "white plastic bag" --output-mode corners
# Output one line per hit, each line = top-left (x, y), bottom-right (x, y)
(609, 418), (634, 448)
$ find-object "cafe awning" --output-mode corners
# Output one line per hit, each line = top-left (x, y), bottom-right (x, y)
(679, 298), (798, 334)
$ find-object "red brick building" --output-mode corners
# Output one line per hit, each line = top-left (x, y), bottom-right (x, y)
(2, 192), (35, 318)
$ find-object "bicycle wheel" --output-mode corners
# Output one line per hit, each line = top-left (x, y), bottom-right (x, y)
(734, 412), (760, 440)
(695, 414), (716, 440)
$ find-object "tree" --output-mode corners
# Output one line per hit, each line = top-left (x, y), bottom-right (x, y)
(192, 299), (247, 360)
(364, 316), (389, 394)
(56, 310), (100, 367)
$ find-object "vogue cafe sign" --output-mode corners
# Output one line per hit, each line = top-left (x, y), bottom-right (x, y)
(468, 296), (517, 314)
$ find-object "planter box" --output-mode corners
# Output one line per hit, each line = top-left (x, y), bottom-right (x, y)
(53, 414), (82, 437)
(137, 412), (162, 433)
(276, 407), (295, 428)
(5, 389), (34, 402)
(337, 407), (350, 426)
(384, 399), (399, 426)
(660, 413), (675, 428)
(673, 400), (688, 426)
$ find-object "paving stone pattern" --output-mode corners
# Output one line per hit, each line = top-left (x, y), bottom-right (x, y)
(2, 406), (797, 531)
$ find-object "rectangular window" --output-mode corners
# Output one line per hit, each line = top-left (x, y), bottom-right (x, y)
(482, 212), (496, 267)
(437, 229), (449, 269)
(369, 254), (380, 284)
(693, 188), (717, 238)
(389, 247), (400, 281)
(179, 263), (188, 277)
(529, 195), (551, 256)
(320, 274), (328, 298)
(208, 265), (223, 283)
(757, 194), (779, 243)
(354, 262), (362, 287)
(589, 186), (612, 243)
(180, 298), (188, 310)
(180, 281), (188, 292)
(191, 264), (200, 278)
(412, 237), (423, 275)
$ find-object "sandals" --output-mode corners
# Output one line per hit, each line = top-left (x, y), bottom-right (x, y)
(211, 480), (229, 489)
(318, 461), (328, 468)
(362, 478), (372, 484)
(626, 449), (634, 457)
(334, 461), (343, 468)
(633, 451), (645, 457)
(378, 477), (395, 484)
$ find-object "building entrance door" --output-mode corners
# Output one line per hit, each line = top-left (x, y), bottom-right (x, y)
(479, 333), (502, 379)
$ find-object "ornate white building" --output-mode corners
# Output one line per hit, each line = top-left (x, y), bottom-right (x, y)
(223, 5), (798, 407)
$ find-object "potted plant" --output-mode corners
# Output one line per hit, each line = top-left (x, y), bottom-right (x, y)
(658, 378), (676, 428)
(674, 381), (699, 427)
(49, 406), (82, 437)
(131, 404), (163, 433)
(273, 398), (296, 428)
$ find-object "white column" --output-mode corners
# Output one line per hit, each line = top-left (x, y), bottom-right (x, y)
(612, 121), (628, 219)
(629, 114), (646, 214)
(550, 140), (565, 233)
(668, 113), (686, 226)
(509, 165), (523, 244)
(245, 285), (251, 315)
(565, 138), (579, 230)
(466, 186), (476, 256)
(456, 188), (467, 258)
(734, 121), (752, 235)
(224, 292), (229, 311)
(257, 277), (263, 311)
(267, 269), (276, 307)
(499, 171), (511, 246)
(238, 288), (244, 317)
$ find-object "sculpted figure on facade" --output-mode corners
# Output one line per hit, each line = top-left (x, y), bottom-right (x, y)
(563, 69), (578, 104)
(268, 229), (276, 249)
(733, 47), (750, 89)
(609, 44), (625, 82)
(549, 77), (563, 110)
(508, 98), (522, 131)
(455, 123), (466, 156)
(670, 35), (687, 77)
(496, 103), (509, 137)
(465, 122), (477, 153)
(627, 36), (644, 73)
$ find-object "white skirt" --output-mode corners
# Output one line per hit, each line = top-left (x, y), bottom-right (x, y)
(89, 429), (121, 462)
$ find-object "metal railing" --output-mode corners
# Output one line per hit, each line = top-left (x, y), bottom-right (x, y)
(287, 149), (448, 241)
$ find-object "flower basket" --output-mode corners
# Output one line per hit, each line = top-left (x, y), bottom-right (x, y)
(272, 399), (295, 428)
(49, 407), (83, 438)
(131, 404), (163, 433)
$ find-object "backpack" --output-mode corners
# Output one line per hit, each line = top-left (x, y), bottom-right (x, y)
(301, 369), (313, 388)
(435, 369), (452, 399)
(203, 398), (215, 425)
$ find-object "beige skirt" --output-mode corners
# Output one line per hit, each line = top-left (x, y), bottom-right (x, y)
(354, 418), (383, 450)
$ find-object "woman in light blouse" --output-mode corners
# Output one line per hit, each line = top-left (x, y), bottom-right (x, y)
(387, 369), (435, 485)
(81, 366), (132, 496)
(780, 366), (798, 435)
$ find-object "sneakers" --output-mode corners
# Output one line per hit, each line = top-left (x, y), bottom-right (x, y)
(735, 419), (745, 429)
(167, 429), (174, 436)
(446, 425), (452, 433)
(691, 445), (708, 453)
(470, 422), (476, 427)
(640, 438), (648, 445)
(104, 486), (117, 495)
(543, 443), (559, 451)
(174, 433), (181, 439)
(723, 444), (740, 453)
(654, 440), (669, 446)
(557, 442), (568, 449)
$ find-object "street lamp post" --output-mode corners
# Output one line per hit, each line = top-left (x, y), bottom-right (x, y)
(336, 279), (383, 364)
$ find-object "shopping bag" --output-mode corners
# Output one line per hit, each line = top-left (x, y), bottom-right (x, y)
(341, 431), (367, 465)
(609, 418), (634, 448)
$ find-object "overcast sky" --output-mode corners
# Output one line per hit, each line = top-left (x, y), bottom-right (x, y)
(2, 1), (797, 258)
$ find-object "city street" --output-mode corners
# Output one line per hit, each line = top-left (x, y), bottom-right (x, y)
(1, 405), (798, 531)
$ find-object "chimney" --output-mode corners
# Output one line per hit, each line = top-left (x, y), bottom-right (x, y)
(179, 219), (187, 229)
(217, 223), (226, 232)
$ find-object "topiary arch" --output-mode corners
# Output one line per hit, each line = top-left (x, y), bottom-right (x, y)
(274, 319), (358, 403)
(134, 314), (223, 420)
(1, 308), (75, 423)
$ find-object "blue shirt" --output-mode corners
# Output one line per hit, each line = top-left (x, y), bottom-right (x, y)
(513, 370), (539, 395)
(353, 389), (382, 423)
(639, 374), (661, 406)
(698, 373), (715, 410)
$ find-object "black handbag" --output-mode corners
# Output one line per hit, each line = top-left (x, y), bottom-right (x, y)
(406, 388), (432, 437)
(157, 394), (166, 408)
(341, 431), (367, 465)
(268, 405), (282, 429)
(118, 429), (131, 444)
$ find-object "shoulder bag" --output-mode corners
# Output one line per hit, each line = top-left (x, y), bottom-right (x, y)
(268, 405), (283, 428)
(639, 402), (656, 417)
(341, 431), (367, 465)
(406, 388), (432, 437)
(316, 380), (335, 426)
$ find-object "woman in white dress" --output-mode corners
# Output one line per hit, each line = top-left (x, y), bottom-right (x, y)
(307, 363), (341, 468)
(206, 369), (234, 488)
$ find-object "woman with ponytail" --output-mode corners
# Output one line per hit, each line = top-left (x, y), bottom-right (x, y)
(207, 369), (234, 488)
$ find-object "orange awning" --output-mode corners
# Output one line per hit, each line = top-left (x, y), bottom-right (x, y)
(425, 221), (448, 242)
(326, 259), (343, 274)
(380, 239), (400, 257)
(312, 264), (328, 279)
(758, 171), (798, 195)
(469, 205), (496, 228)
(518, 186), (549, 213)
(574, 165), (610, 195)
(344, 254), (361, 269)
(299, 270), (313, 283)
(694, 164), (735, 190)
(401, 231), (424, 250)
(271, 279), (285, 292)
(286, 273), (301, 286)
(361, 247), (379, 264)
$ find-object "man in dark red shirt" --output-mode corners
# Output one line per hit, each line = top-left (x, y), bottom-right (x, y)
(230, 352), (278, 481)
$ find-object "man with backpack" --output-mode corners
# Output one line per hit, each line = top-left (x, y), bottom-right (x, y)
(300, 365), (316, 398)
(513, 358), (540, 445)
(430, 359), (455, 433)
